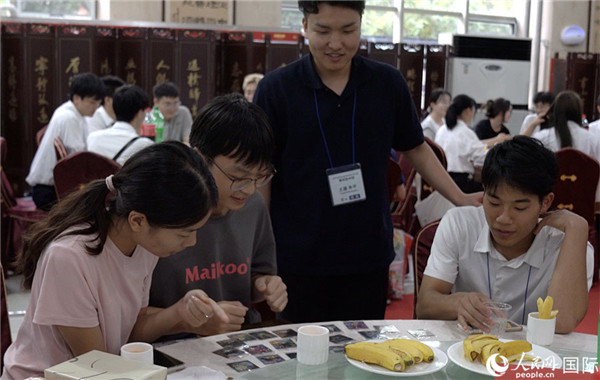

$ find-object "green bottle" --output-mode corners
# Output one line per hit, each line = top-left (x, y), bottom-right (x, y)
(153, 106), (165, 143)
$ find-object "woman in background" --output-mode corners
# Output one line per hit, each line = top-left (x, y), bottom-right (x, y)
(421, 88), (451, 140)
(2, 142), (228, 380)
(242, 73), (264, 103)
(474, 97), (512, 145)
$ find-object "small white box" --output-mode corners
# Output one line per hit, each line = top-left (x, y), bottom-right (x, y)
(44, 350), (167, 380)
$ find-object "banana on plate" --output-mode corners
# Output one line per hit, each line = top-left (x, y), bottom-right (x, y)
(345, 339), (435, 372)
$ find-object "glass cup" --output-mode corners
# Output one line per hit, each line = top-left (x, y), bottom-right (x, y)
(120, 342), (153, 364)
(296, 325), (329, 365)
(484, 302), (512, 337)
(526, 312), (556, 346)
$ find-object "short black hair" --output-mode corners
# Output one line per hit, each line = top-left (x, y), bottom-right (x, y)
(189, 93), (274, 169)
(153, 81), (179, 99)
(101, 75), (125, 98)
(69, 72), (105, 101)
(533, 91), (555, 105)
(113, 84), (149, 123)
(429, 88), (451, 104)
(482, 135), (558, 201)
(446, 94), (476, 130)
(298, 1), (365, 17)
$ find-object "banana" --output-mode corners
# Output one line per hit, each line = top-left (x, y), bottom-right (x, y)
(345, 342), (405, 372)
(463, 335), (499, 361)
(379, 343), (414, 366)
(499, 340), (532, 358)
(541, 296), (553, 319)
(480, 342), (502, 365)
(550, 310), (559, 318)
(537, 297), (544, 314)
(385, 339), (434, 363)
(383, 339), (423, 363)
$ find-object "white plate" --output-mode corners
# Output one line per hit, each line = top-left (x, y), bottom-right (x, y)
(447, 339), (562, 377)
(345, 346), (448, 377)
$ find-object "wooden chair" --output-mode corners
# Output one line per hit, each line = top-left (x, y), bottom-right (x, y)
(552, 148), (600, 282)
(412, 220), (440, 319)
(53, 151), (120, 200)
(53, 136), (68, 161)
(1, 137), (48, 273)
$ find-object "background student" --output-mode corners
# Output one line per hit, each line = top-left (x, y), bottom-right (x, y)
(86, 75), (125, 135)
(519, 91), (555, 135)
(421, 88), (451, 141)
(474, 97), (512, 144)
(150, 94), (286, 337)
(2, 142), (227, 380)
(152, 81), (193, 144)
(243, 73), (264, 103)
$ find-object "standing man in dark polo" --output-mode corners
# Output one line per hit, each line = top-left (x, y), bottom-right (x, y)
(254, 0), (481, 323)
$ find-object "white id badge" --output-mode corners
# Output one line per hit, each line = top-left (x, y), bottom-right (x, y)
(326, 163), (367, 206)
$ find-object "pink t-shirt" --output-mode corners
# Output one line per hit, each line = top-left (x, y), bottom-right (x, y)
(1, 229), (158, 380)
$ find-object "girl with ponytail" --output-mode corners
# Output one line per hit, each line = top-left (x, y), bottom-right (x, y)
(2, 142), (228, 380)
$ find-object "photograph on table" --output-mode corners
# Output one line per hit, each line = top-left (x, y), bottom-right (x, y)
(269, 338), (297, 349)
(227, 360), (259, 373)
(256, 354), (286, 365)
(344, 321), (369, 330)
(321, 324), (341, 333)
(216, 338), (245, 348)
(273, 328), (297, 338)
(246, 344), (272, 355)
(249, 330), (278, 340)
(227, 332), (257, 342)
(213, 347), (246, 359)
(329, 334), (353, 344)
(359, 330), (381, 339)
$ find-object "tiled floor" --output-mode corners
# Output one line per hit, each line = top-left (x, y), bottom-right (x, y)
(5, 273), (29, 340)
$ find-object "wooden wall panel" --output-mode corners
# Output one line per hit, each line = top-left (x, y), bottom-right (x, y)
(93, 26), (118, 77)
(264, 33), (302, 72)
(57, 25), (93, 101)
(368, 42), (399, 69)
(117, 27), (147, 91)
(566, 52), (598, 120)
(148, 27), (178, 94)
(424, 45), (448, 108)
(399, 44), (425, 114)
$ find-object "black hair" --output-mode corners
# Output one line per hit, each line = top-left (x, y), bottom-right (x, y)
(101, 75), (126, 98)
(484, 98), (511, 118)
(533, 91), (555, 105)
(548, 91), (583, 149)
(298, 1), (365, 17)
(69, 72), (105, 101)
(113, 84), (149, 123)
(153, 81), (179, 99)
(19, 142), (218, 289)
(429, 88), (451, 105)
(445, 94), (476, 130)
(189, 93), (274, 169)
(482, 135), (558, 202)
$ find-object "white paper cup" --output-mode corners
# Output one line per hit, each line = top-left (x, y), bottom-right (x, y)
(484, 302), (512, 337)
(296, 325), (329, 365)
(526, 312), (556, 346)
(120, 342), (153, 364)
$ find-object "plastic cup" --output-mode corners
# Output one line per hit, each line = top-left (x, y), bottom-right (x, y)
(484, 302), (512, 337)
(526, 312), (556, 346)
(296, 325), (329, 365)
(120, 342), (153, 364)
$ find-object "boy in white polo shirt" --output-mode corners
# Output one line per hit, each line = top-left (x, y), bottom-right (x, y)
(417, 136), (594, 334)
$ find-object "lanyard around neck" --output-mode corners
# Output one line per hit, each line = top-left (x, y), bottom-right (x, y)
(486, 252), (533, 325)
(313, 90), (357, 169)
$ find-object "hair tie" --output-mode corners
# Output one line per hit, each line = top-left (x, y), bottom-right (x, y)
(105, 174), (116, 194)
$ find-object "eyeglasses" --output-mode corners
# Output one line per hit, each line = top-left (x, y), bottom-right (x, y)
(212, 161), (275, 191)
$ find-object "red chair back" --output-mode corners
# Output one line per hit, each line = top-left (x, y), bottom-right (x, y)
(420, 137), (447, 200)
(54, 136), (68, 161)
(53, 151), (120, 200)
(552, 148), (599, 225)
(412, 220), (440, 319)
(1, 263), (11, 371)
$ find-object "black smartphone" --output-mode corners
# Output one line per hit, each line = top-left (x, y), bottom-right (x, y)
(154, 349), (186, 373)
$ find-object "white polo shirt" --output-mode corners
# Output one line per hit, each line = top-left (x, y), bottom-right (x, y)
(86, 106), (114, 136)
(519, 113), (540, 135)
(26, 101), (87, 187)
(424, 206), (594, 324)
(87, 121), (154, 165)
(434, 120), (488, 174)
(532, 120), (600, 201)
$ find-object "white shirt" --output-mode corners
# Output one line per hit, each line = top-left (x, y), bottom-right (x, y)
(87, 121), (154, 166)
(532, 120), (600, 201)
(86, 106), (114, 136)
(424, 206), (594, 324)
(434, 120), (488, 174)
(26, 101), (86, 186)
(519, 113), (539, 135)
(588, 119), (600, 135)
(421, 115), (444, 141)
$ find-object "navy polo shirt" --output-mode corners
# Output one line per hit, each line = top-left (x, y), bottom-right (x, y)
(254, 54), (424, 276)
